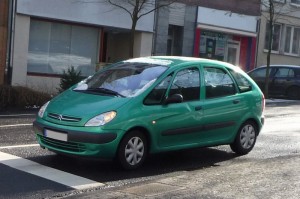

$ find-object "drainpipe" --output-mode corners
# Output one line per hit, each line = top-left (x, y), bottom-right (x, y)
(6, 0), (15, 85)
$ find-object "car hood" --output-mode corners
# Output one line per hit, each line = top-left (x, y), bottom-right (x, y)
(44, 90), (131, 125)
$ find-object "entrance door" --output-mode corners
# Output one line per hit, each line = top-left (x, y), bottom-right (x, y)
(226, 42), (240, 66)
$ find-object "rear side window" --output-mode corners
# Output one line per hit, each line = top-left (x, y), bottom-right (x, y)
(228, 69), (252, 93)
(204, 67), (236, 98)
(274, 68), (295, 78)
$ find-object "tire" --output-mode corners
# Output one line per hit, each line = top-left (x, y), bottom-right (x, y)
(117, 131), (147, 170)
(230, 121), (257, 155)
(287, 86), (300, 100)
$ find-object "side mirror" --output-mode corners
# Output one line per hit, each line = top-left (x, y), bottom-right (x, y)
(164, 94), (183, 104)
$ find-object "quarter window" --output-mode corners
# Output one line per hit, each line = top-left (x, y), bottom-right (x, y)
(228, 69), (252, 93)
(169, 68), (200, 102)
(204, 67), (236, 98)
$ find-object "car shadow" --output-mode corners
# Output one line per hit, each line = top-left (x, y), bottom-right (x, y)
(28, 146), (238, 183)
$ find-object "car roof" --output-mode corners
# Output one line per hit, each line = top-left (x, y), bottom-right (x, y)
(257, 65), (300, 69)
(125, 56), (236, 69)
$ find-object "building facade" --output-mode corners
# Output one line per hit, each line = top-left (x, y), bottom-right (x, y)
(153, 0), (261, 72)
(11, 0), (155, 93)
(9, 0), (262, 93)
(257, 0), (300, 67)
(0, 0), (9, 85)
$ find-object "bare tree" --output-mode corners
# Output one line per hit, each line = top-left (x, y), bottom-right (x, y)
(95, 0), (177, 58)
(261, 0), (297, 98)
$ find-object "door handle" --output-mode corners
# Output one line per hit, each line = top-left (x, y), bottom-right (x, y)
(195, 106), (202, 111)
(233, 100), (240, 104)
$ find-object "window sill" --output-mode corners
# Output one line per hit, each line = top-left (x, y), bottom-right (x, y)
(27, 72), (62, 78)
(263, 49), (279, 54)
(290, 3), (300, 8)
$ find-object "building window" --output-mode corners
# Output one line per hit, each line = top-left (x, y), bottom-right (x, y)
(284, 26), (300, 55)
(167, 25), (183, 56)
(199, 31), (226, 61)
(27, 20), (99, 76)
(291, 0), (300, 4)
(264, 22), (281, 52)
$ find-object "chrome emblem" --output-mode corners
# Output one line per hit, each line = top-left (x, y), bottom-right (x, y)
(58, 115), (63, 121)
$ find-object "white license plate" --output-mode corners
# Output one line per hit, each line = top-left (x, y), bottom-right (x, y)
(44, 129), (67, 142)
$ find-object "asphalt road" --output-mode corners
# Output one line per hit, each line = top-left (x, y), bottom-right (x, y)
(0, 101), (299, 199)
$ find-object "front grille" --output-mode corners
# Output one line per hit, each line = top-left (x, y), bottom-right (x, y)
(38, 135), (86, 153)
(48, 113), (81, 122)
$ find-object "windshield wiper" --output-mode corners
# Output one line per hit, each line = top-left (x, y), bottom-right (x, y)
(86, 87), (125, 97)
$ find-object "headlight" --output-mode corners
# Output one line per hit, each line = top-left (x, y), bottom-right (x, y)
(85, 111), (117, 126)
(38, 101), (50, 118)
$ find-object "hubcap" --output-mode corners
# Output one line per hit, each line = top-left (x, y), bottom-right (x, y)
(240, 124), (256, 149)
(125, 137), (144, 166)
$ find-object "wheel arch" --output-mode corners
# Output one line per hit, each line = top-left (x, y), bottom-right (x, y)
(118, 126), (152, 154)
(241, 118), (260, 136)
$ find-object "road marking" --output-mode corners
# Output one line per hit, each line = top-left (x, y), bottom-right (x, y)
(0, 144), (40, 149)
(0, 114), (36, 117)
(0, 151), (105, 190)
(0, 123), (32, 128)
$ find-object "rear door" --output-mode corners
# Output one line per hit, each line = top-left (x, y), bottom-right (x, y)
(200, 65), (246, 143)
(270, 67), (296, 96)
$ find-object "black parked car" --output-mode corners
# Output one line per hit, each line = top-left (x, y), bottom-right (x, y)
(248, 65), (300, 99)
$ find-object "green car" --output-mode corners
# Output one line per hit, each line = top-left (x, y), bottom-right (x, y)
(33, 56), (265, 169)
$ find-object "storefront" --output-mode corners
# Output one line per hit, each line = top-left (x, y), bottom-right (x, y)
(194, 7), (258, 71)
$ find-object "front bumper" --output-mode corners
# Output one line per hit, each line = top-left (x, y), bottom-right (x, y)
(33, 120), (121, 158)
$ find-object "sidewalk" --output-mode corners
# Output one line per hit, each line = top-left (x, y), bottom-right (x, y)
(62, 155), (300, 199)
(265, 98), (300, 106)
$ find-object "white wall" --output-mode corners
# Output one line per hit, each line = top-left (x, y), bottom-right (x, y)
(197, 7), (258, 36)
(17, 0), (155, 32)
(11, 14), (29, 86)
(134, 32), (153, 57)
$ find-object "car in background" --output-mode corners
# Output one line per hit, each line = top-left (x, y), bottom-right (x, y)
(248, 65), (300, 100)
(33, 56), (265, 169)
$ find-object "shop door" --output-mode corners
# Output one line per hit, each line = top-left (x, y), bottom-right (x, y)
(226, 42), (240, 66)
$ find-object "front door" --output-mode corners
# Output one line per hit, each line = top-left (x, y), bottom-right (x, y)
(226, 42), (240, 65)
(144, 66), (204, 149)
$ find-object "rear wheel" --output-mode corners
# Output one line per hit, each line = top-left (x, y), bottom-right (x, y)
(117, 131), (147, 170)
(230, 121), (257, 155)
(287, 86), (300, 100)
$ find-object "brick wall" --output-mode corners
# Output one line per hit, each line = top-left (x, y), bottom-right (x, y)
(0, 0), (9, 85)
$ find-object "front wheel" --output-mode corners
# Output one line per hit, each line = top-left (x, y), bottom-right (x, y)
(230, 121), (257, 155)
(117, 131), (147, 170)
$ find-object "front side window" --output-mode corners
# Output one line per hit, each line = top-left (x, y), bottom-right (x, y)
(204, 67), (236, 98)
(27, 20), (99, 76)
(144, 75), (172, 105)
(74, 63), (167, 98)
(249, 68), (271, 78)
(264, 23), (281, 52)
(169, 68), (200, 102)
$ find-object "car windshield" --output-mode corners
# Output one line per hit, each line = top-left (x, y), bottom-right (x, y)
(74, 62), (168, 97)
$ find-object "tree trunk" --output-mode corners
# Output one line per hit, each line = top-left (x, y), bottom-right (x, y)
(129, 19), (137, 58)
(264, 0), (274, 99)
